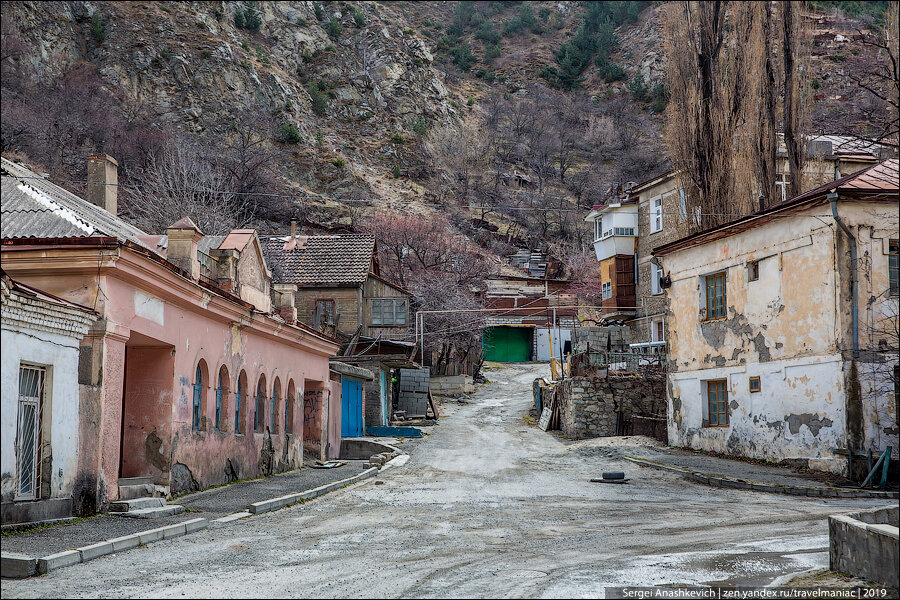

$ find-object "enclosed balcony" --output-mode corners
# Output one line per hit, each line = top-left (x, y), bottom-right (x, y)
(585, 203), (638, 262)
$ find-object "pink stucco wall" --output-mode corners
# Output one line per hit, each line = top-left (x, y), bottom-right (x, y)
(328, 380), (342, 459)
(3, 244), (339, 500)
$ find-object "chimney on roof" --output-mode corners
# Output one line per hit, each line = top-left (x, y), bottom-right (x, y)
(87, 154), (118, 215)
(290, 219), (297, 238)
(273, 284), (298, 324)
(166, 217), (204, 281)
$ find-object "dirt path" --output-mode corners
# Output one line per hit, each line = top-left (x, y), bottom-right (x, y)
(3, 363), (892, 598)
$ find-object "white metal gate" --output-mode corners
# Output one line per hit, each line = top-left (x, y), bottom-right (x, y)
(16, 365), (45, 500)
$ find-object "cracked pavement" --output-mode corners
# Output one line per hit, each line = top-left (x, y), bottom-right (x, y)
(2, 363), (893, 598)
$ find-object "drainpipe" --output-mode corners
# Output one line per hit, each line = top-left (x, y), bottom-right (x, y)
(829, 192), (858, 358)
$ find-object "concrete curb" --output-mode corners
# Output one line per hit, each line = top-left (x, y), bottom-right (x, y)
(248, 467), (379, 514)
(624, 456), (900, 499)
(0, 518), (207, 579)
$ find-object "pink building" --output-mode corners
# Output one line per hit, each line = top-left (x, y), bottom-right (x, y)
(1, 156), (341, 510)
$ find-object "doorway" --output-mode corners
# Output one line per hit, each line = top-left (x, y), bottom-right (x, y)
(119, 333), (175, 483)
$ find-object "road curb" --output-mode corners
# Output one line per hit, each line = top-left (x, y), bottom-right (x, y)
(623, 456), (899, 499)
(248, 467), (380, 514)
(1, 518), (207, 579)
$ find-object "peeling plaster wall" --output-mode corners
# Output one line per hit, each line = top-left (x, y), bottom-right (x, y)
(1, 328), (82, 504)
(661, 203), (859, 473)
(668, 356), (848, 473)
(842, 203), (900, 453)
(3, 246), (337, 500)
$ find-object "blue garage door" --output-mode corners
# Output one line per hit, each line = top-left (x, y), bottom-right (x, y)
(341, 378), (363, 437)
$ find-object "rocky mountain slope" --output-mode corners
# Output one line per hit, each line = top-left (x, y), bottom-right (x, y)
(1, 1), (890, 251)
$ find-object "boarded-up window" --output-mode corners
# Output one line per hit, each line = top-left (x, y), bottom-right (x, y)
(371, 298), (407, 326)
(315, 300), (335, 326)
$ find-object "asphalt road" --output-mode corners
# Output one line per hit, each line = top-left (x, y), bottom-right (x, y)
(3, 363), (892, 598)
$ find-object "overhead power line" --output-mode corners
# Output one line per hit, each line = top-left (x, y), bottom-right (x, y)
(7, 174), (872, 220)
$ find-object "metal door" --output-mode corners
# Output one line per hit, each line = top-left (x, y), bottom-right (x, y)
(341, 378), (363, 437)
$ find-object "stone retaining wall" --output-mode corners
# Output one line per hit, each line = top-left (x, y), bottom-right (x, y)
(556, 374), (666, 439)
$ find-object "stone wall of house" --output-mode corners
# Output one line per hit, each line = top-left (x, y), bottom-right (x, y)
(556, 374), (666, 439)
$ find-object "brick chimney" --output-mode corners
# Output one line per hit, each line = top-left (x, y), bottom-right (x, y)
(166, 217), (203, 280)
(273, 284), (298, 324)
(87, 154), (118, 215)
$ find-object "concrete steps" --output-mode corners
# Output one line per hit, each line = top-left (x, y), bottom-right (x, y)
(109, 497), (166, 512)
(114, 477), (182, 518)
(117, 505), (185, 519)
(118, 477), (156, 501)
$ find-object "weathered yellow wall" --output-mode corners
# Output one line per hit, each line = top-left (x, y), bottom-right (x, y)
(659, 200), (900, 472)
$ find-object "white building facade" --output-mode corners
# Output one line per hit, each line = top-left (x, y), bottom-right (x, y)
(1, 275), (96, 524)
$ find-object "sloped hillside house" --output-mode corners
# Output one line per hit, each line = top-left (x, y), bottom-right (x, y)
(263, 232), (415, 431)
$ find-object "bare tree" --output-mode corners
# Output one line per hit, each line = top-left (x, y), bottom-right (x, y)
(848, 2), (899, 149)
(425, 119), (491, 203)
(781, 0), (805, 199)
(124, 139), (243, 234)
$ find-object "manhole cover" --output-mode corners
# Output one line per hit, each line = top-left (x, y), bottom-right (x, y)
(494, 569), (548, 578)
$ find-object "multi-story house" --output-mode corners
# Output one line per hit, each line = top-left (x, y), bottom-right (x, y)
(262, 232), (414, 430)
(653, 160), (898, 474)
(586, 134), (897, 354)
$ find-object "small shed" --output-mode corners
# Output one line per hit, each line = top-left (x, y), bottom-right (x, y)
(329, 361), (374, 439)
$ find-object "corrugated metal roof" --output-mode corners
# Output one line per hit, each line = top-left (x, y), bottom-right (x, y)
(1, 157), (155, 252)
(261, 234), (375, 286)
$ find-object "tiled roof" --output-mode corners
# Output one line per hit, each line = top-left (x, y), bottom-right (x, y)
(261, 234), (375, 286)
(1, 157), (154, 251)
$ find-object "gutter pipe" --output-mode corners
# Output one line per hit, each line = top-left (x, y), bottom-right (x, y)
(829, 192), (859, 358)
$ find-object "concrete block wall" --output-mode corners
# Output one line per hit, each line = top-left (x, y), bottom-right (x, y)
(571, 327), (633, 355)
(398, 368), (430, 416)
(556, 374), (666, 439)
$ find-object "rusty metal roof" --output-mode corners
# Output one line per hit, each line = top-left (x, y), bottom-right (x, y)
(261, 234), (376, 287)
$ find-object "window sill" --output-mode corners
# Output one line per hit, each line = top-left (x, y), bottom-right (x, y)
(701, 317), (727, 323)
(703, 424), (730, 428)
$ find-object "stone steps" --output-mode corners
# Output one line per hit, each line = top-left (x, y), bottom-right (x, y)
(116, 505), (185, 519)
(109, 497), (166, 512)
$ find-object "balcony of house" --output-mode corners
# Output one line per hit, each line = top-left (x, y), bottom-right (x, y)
(587, 206), (639, 263)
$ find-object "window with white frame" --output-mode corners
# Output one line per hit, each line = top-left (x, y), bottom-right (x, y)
(601, 282), (612, 299)
(594, 217), (602, 242)
(371, 298), (407, 326)
(650, 263), (663, 295)
(650, 196), (663, 233)
(775, 172), (790, 203)
(651, 319), (665, 342)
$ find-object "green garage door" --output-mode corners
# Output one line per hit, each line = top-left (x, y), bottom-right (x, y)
(483, 327), (532, 362)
